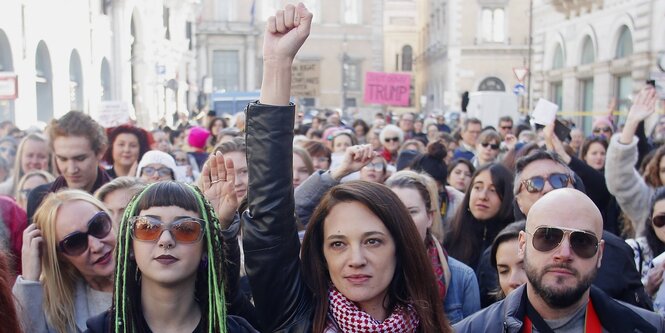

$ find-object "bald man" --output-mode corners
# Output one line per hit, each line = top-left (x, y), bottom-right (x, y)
(455, 188), (664, 332)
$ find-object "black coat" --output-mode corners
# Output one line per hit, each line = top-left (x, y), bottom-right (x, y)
(84, 310), (258, 333)
(242, 102), (315, 332)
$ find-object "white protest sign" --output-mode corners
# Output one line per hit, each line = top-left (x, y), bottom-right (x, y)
(532, 98), (559, 125)
(98, 101), (131, 128)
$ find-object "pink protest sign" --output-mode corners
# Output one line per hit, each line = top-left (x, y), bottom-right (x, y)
(363, 72), (411, 106)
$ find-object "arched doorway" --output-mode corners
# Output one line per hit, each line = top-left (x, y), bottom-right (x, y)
(69, 50), (84, 111)
(478, 77), (505, 91)
(101, 57), (111, 101)
(0, 29), (14, 122)
(35, 41), (53, 122)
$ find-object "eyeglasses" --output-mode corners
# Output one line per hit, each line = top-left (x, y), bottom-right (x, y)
(141, 166), (173, 178)
(58, 211), (112, 256)
(384, 137), (400, 143)
(129, 216), (205, 243)
(0, 146), (16, 156)
(519, 173), (571, 193)
(481, 142), (500, 150)
(525, 226), (600, 259)
(363, 162), (385, 172)
(592, 127), (612, 134)
(652, 215), (665, 228)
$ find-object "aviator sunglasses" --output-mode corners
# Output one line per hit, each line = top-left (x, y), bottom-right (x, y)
(58, 211), (112, 256)
(526, 226), (600, 259)
(129, 216), (205, 243)
(519, 173), (571, 193)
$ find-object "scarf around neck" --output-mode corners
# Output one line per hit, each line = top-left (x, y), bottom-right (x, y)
(328, 287), (419, 333)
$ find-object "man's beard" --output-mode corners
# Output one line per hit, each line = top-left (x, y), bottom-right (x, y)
(524, 252), (597, 309)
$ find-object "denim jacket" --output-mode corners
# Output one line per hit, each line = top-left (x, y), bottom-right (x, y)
(445, 257), (481, 324)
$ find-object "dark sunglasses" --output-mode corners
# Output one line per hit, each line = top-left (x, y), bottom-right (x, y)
(501, 126), (513, 130)
(592, 126), (612, 133)
(652, 215), (665, 228)
(481, 142), (500, 150)
(141, 166), (173, 177)
(129, 216), (205, 243)
(519, 173), (571, 193)
(526, 226), (600, 259)
(58, 211), (112, 256)
(384, 137), (400, 143)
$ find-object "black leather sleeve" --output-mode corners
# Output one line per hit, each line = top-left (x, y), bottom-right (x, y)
(242, 102), (314, 332)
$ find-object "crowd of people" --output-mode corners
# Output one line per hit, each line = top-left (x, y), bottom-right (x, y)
(0, 3), (665, 332)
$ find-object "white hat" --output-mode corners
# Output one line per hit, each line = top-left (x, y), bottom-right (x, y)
(136, 150), (178, 179)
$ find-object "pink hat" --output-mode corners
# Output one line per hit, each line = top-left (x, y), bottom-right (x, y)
(188, 126), (210, 149)
(592, 117), (613, 131)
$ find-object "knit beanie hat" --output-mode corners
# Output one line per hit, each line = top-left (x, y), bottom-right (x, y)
(188, 126), (210, 149)
(136, 150), (178, 179)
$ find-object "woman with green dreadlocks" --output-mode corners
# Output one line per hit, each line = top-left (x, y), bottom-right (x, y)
(85, 152), (258, 333)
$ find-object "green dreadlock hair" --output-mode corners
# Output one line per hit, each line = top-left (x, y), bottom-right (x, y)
(111, 181), (228, 333)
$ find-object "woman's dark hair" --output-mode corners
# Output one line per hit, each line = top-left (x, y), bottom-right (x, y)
(444, 163), (515, 266)
(643, 145), (665, 187)
(490, 220), (526, 269)
(502, 142), (541, 172)
(409, 141), (448, 185)
(112, 181), (228, 333)
(447, 158), (475, 180)
(103, 125), (152, 165)
(302, 140), (331, 164)
(331, 131), (358, 148)
(645, 187), (665, 258)
(352, 119), (370, 136)
(579, 136), (608, 163)
(0, 250), (21, 333)
(207, 117), (228, 146)
(489, 220), (526, 300)
(301, 181), (451, 333)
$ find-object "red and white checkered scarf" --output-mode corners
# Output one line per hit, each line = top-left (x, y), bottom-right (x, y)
(327, 287), (420, 333)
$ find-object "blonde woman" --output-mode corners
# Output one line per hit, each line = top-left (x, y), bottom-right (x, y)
(13, 189), (115, 332)
(15, 170), (55, 210)
(0, 133), (51, 196)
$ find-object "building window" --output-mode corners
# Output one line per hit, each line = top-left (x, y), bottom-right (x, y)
(616, 26), (633, 59)
(101, 0), (111, 15)
(343, 59), (362, 91)
(580, 78), (594, 132)
(343, 0), (361, 24)
(552, 44), (564, 69)
(35, 41), (53, 122)
(615, 74), (633, 125)
(101, 58), (111, 101)
(580, 36), (594, 65)
(481, 8), (504, 43)
(212, 50), (239, 92)
(478, 77), (505, 91)
(69, 50), (84, 111)
(186, 22), (193, 50)
(402, 45), (413, 71)
(217, 0), (236, 21)
(551, 81), (563, 108)
(163, 6), (170, 40)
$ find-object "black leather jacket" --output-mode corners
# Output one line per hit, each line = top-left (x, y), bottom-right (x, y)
(242, 102), (315, 333)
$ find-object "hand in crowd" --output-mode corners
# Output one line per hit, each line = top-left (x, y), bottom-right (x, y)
(128, 160), (138, 178)
(21, 223), (43, 281)
(504, 133), (517, 151)
(331, 144), (376, 181)
(200, 151), (238, 229)
(260, 3), (312, 106)
(621, 86), (658, 144)
(543, 121), (571, 164)
(646, 262), (665, 296)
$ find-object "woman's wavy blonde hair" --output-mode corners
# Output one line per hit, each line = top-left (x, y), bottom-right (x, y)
(34, 189), (109, 333)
